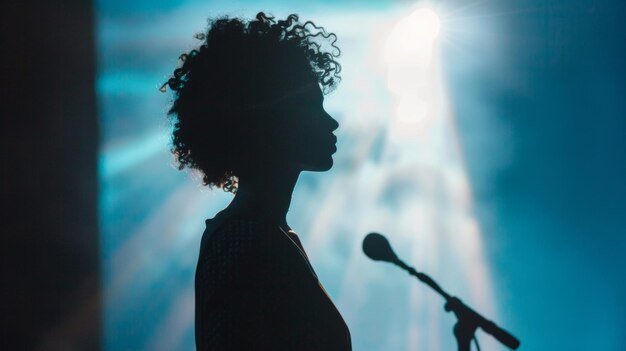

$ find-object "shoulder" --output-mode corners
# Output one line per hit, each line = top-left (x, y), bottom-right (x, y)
(196, 213), (290, 282)
(200, 213), (281, 257)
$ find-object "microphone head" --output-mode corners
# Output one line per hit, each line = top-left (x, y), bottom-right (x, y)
(362, 232), (399, 263)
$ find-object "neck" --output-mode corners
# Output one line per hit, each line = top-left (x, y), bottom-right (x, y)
(228, 169), (300, 229)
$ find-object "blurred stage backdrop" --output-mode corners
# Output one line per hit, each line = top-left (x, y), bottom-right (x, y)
(96, 0), (625, 350)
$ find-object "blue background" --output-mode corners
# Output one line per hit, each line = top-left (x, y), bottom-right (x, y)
(96, 0), (626, 350)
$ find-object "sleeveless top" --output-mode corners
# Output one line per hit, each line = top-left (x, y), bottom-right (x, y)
(195, 209), (352, 350)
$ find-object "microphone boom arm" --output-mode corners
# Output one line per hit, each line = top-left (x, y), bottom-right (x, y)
(393, 258), (520, 351)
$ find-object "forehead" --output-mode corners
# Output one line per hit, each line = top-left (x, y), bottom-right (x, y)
(271, 79), (323, 106)
(289, 80), (322, 100)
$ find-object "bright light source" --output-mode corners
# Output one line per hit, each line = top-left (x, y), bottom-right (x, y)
(385, 6), (443, 135)
(384, 7), (441, 68)
(406, 7), (441, 41)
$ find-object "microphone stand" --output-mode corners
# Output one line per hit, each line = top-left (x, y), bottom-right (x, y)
(392, 258), (520, 351)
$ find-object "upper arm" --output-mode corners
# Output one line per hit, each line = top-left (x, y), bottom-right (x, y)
(195, 218), (299, 350)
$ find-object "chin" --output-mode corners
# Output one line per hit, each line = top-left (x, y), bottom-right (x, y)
(303, 156), (334, 172)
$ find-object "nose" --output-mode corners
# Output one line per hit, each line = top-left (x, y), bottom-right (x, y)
(325, 110), (339, 132)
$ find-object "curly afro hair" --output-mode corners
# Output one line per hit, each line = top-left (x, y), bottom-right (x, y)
(161, 12), (341, 193)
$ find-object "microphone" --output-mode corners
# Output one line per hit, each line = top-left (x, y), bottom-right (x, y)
(362, 232), (521, 350)
(362, 232), (399, 263)
(362, 232), (412, 273)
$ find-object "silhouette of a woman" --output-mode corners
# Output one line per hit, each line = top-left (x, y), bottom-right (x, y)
(162, 12), (350, 350)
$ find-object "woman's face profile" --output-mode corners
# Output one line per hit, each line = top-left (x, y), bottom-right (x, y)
(262, 79), (339, 173)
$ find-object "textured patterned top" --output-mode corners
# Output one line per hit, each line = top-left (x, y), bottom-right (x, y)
(195, 209), (352, 350)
